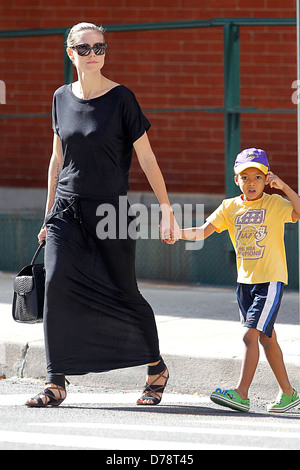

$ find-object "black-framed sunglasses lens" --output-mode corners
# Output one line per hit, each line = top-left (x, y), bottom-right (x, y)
(73, 43), (108, 56)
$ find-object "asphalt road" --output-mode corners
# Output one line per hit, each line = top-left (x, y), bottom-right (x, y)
(1, 378), (300, 451)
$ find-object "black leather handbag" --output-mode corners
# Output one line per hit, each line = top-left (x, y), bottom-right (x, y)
(12, 241), (46, 324)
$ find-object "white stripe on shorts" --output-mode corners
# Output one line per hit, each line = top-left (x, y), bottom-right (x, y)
(256, 282), (278, 333)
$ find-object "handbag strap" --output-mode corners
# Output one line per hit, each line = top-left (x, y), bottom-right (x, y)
(30, 240), (46, 265)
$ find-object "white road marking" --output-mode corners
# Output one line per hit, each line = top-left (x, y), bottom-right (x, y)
(0, 430), (204, 450)
(0, 429), (269, 450)
(30, 421), (300, 441)
(1, 392), (299, 449)
(0, 392), (208, 406)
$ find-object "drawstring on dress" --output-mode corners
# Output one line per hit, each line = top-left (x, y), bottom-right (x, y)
(43, 195), (87, 242)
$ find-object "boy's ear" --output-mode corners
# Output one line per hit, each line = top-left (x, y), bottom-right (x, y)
(234, 175), (239, 186)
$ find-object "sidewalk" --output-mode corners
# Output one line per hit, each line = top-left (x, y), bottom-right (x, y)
(1, 272), (300, 399)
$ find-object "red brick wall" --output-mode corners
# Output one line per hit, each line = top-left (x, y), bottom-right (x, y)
(0, 0), (297, 194)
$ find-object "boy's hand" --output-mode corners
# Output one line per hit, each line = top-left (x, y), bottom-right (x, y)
(267, 171), (300, 220)
(159, 216), (181, 244)
(266, 171), (286, 191)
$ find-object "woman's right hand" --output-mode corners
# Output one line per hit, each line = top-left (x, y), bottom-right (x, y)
(38, 225), (47, 244)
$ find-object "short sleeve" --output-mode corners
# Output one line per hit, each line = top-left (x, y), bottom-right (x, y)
(52, 92), (60, 136)
(122, 88), (151, 145)
(207, 202), (228, 233)
(273, 194), (297, 224)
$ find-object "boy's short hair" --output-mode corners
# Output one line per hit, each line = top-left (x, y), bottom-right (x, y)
(234, 148), (270, 175)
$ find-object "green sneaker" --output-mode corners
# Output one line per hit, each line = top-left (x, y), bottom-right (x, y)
(267, 389), (300, 413)
(210, 388), (250, 412)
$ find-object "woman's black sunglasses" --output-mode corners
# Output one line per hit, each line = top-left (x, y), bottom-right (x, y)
(72, 43), (108, 56)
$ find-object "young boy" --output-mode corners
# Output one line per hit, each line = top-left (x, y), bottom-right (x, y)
(180, 148), (300, 413)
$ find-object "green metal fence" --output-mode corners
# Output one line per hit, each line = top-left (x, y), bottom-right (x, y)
(0, 212), (297, 290)
(136, 222), (299, 290)
(0, 18), (299, 289)
(0, 17), (297, 197)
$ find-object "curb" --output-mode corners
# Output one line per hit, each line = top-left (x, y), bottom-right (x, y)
(1, 339), (299, 401)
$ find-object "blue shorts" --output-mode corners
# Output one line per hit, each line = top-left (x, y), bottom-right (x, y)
(236, 282), (284, 338)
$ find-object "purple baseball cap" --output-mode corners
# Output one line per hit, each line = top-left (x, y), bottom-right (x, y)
(234, 148), (270, 175)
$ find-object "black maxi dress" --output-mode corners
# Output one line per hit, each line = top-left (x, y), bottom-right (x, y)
(44, 84), (161, 376)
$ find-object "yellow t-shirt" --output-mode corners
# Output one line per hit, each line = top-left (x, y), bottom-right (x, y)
(207, 193), (296, 284)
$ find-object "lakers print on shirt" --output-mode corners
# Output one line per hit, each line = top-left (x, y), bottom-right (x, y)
(206, 193), (296, 284)
(235, 209), (267, 260)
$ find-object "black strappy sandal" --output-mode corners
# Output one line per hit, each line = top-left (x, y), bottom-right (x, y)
(25, 376), (69, 408)
(137, 358), (169, 406)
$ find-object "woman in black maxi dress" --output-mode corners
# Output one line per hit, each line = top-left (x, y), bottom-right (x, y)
(26, 22), (180, 408)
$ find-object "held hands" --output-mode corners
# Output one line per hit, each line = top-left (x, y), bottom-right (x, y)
(160, 211), (181, 245)
(38, 215), (181, 245)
